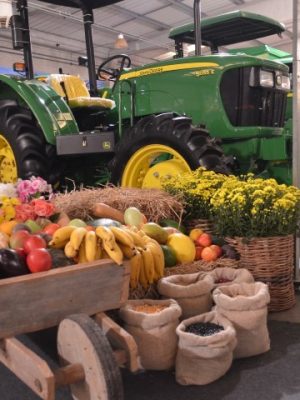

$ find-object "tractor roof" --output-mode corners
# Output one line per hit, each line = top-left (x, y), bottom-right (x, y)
(38, 0), (122, 9)
(169, 10), (285, 48)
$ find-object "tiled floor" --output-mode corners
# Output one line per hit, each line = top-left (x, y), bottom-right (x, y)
(269, 289), (300, 323)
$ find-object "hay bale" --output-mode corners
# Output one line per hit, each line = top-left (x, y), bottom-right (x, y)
(52, 186), (184, 223)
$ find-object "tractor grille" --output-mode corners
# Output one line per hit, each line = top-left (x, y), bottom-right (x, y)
(220, 67), (287, 128)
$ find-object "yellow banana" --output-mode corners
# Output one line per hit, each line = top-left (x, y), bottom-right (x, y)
(129, 250), (142, 289)
(49, 226), (76, 248)
(138, 255), (148, 289)
(141, 246), (155, 284)
(95, 226), (116, 245)
(78, 241), (88, 264)
(85, 231), (98, 262)
(95, 239), (103, 260)
(103, 241), (123, 265)
(123, 227), (145, 247)
(118, 243), (137, 259)
(110, 226), (135, 248)
(146, 242), (165, 280)
(64, 241), (78, 258)
(70, 227), (87, 251)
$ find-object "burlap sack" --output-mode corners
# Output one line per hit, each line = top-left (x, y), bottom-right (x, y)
(209, 267), (254, 289)
(157, 272), (214, 319)
(213, 282), (270, 358)
(176, 310), (236, 385)
(119, 299), (181, 370)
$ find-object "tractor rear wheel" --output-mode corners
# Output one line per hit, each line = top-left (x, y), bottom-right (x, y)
(0, 101), (60, 184)
(110, 113), (232, 188)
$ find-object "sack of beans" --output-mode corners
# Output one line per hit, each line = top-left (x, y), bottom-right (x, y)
(209, 267), (254, 289)
(157, 272), (214, 319)
(119, 299), (181, 370)
(176, 310), (236, 385)
(213, 282), (270, 358)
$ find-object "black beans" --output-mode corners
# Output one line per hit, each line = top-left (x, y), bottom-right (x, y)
(186, 322), (224, 336)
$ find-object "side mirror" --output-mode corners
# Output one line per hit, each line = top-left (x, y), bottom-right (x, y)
(11, 15), (25, 49)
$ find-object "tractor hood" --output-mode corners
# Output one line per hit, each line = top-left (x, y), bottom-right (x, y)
(169, 10), (285, 48)
(38, 0), (122, 9)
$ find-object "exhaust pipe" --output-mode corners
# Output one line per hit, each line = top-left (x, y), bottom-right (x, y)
(193, 0), (202, 56)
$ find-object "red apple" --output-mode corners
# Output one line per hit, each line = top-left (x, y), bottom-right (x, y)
(196, 233), (212, 248)
(23, 235), (47, 254)
(26, 248), (52, 273)
(9, 230), (31, 250)
(210, 244), (223, 258)
(195, 245), (204, 260)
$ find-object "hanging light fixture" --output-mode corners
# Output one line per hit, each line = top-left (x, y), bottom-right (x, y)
(0, 0), (13, 28)
(114, 33), (128, 49)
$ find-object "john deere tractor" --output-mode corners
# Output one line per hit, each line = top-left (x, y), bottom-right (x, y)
(0, 0), (291, 188)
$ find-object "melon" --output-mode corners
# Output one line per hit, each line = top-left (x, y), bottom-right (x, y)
(167, 233), (196, 263)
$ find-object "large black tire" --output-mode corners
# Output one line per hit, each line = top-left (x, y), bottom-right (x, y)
(110, 113), (232, 185)
(0, 100), (60, 184)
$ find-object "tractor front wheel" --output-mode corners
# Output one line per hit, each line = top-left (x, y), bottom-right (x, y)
(0, 101), (60, 184)
(110, 113), (232, 188)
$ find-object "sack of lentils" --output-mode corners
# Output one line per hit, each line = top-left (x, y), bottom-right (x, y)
(176, 310), (236, 385)
(157, 272), (214, 319)
(213, 282), (270, 358)
(209, 267), (254, 289)
(119, 299), (182, 370)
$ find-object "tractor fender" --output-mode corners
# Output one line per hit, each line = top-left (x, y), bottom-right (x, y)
(0, 75), (79, 145)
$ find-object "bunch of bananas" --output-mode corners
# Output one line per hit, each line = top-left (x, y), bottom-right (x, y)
(49, 225), (165, 288)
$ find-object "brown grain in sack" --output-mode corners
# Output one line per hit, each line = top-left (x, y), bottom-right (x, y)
(157, 272), (214, 319)
(119, 299), (181, 370)
(176, 310), (236, 385)
(213, 282), (270, 358)
(209, 267), (254, 289)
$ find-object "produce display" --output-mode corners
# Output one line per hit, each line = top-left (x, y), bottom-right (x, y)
(0, 177), (241, 294)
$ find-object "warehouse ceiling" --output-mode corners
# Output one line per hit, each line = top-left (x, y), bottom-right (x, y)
(0, 0), (293, 72)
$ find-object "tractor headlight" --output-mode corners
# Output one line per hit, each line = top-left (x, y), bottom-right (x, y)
(259, 70), (274, 88)
(281, 75), (291, 90)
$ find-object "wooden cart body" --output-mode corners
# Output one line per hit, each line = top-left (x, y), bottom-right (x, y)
(0, 260), (140, 400)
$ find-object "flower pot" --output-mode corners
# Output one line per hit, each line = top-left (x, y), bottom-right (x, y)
(226, 235), (295, 312)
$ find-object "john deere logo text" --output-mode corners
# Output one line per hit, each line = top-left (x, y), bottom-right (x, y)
(102, 141), (111, 150)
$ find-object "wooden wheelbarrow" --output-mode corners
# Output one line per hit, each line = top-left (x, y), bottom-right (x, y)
(0, 259), (141, 400)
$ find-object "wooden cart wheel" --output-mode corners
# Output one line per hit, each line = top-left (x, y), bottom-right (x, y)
(57, 314), (124, 400)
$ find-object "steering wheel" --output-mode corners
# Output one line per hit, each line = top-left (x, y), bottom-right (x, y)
(97, 54), (131, 81)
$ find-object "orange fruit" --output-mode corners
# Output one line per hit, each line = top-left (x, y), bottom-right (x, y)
(201, 247), (218, 262)
(0, 220), (18, 236)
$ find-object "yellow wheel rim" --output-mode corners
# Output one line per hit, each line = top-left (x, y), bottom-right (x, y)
(121, 144), (192, 188)
(0, 135), (17, 183)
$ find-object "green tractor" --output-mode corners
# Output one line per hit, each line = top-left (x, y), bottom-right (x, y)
(0, 0), (291, 188)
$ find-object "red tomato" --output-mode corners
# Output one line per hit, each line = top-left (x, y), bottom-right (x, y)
(195, 245), (204, 260)
(43, 223), (60, 236)
(26, 248), (52, 273)
(23, 235), (47, 254)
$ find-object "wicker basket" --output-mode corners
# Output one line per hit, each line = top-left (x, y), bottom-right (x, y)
(226, 235), (295, 312)
(129, 258), (239, 299)
(184, 218), (215, 234)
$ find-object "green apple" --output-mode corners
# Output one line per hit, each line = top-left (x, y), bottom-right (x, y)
(68, 218), (87, 227)
(25, 219), (42, 233)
